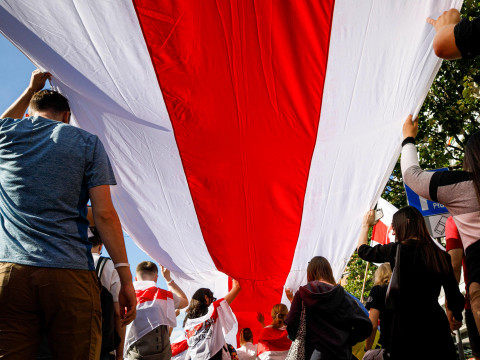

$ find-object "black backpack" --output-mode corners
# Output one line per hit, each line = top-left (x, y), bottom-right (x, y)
(96, 256), (121, 356)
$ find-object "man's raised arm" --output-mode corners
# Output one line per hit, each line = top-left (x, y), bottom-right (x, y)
(1, 70), (50, 119)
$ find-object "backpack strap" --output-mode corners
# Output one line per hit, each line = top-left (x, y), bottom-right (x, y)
(96, 256), (111, 278)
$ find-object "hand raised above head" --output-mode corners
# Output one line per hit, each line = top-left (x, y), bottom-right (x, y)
(285, 288), (294, 303)
(427, 9), (461, 32)
(257, 312), (265, 326)
(402, 114), (418, 140)
(362, 210), (378, 228)
(28, 69), (51, 93)
(160, 265), (171, 282)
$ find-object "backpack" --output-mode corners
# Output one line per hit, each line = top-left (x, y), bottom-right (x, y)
(96, 256), (121, 356)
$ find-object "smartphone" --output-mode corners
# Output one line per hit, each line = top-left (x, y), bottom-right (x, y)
(374, 208), (384, 222)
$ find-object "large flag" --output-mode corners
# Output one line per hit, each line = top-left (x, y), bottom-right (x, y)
(0, 0), (462, 320)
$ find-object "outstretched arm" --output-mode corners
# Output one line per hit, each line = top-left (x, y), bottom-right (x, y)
(224, 279), (241, 305)
(161, 266), (188, 309)
(1, 70), (50, 119)
(427, 9), (461, 59)
(356, 210), (377, 251)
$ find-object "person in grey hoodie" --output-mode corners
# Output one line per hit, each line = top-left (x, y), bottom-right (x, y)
(285, 256), (372, 360)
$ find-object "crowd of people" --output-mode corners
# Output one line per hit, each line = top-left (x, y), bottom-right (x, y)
(0, 7), (479, 360)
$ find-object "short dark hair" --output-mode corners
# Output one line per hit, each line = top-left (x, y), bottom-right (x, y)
(241, 328), (253, 342)
(136, 261), (158, 276)
(88, 227), (102, 247)
(29, 90), (70, 114)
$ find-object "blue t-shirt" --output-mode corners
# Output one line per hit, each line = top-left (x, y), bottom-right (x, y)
(0, 116), (116, 270)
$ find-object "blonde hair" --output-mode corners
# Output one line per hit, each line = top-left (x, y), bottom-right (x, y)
(374, 263), (392, 285)
(271, 303), (288, 329)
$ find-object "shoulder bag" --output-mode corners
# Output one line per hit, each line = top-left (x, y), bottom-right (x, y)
(285, 302), (306, 360)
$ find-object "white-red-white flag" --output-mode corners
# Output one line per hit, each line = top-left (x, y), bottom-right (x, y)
(0, 0), (462, 334)
(371, 198), (398, 246)
(171, 335), (189, 360)
(124, 281), (177, 356)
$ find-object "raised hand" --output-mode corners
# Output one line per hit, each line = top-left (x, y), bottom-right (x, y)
(427, 9), (461, 32)
(402, 115), (418, 139)
(28, 69), (51, 93)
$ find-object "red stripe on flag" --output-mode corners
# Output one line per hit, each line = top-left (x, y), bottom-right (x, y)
(372, 221), (388, 245)
(132, 0), (335, 312)
(136, 287), (173, 304)
(171, 339), (188, 356)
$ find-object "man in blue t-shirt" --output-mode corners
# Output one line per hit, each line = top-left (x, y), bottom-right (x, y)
(0, 70), (137, 359)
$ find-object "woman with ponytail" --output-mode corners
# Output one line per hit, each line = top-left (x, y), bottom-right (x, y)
(357, 206), (465, 359)
(256, 304), (291, 360)
(183, 280), (241, 360)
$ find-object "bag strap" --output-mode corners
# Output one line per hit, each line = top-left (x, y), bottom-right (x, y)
(96, 256), (111, 278)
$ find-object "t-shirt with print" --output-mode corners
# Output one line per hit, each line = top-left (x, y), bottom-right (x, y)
(184, 299), (236, 360)
(0, 116), (116, 270)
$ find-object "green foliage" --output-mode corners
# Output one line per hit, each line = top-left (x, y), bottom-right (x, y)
(344, 251), (377, 300)
(384, 0), (480, 210)
(346, 1), (480, 300)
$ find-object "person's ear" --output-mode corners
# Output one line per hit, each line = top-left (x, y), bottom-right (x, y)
(154, 274), (158, 282)
(62, 111), (70, 124)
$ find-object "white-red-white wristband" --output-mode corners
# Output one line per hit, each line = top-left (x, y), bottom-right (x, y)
(167, 279), (175, 285)
(114, 262), (130, 269)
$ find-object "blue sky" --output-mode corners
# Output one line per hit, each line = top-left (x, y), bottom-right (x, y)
(0, 33), (191, 337)
(0, 35), (190, 324)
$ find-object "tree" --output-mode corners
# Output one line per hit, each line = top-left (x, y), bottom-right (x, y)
(344, 252), (377, 300)
(384, 0), (480, 210)
(346, 0), (480, 299)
